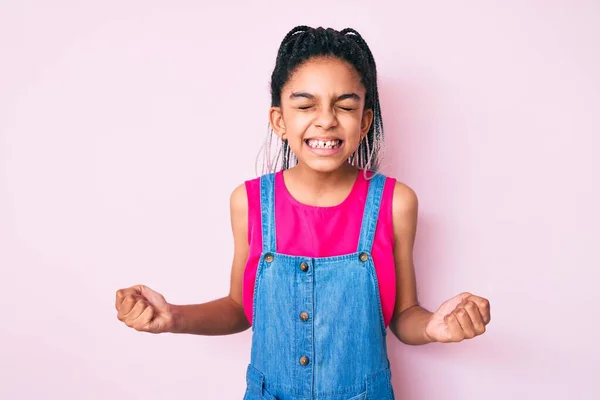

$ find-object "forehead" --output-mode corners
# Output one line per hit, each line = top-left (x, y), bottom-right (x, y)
(283, 56), (365, 95)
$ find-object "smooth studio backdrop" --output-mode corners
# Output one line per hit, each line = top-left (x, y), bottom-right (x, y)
(1, 1), (599, 399)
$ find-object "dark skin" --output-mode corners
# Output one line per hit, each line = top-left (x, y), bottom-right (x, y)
(115, 56), (491, 344)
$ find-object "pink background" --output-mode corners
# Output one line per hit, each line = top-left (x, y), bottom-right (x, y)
(1, 1), (599, 399)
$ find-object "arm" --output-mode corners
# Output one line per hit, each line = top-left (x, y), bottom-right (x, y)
(388, 182), (491, 345)
(388, 182), (434, 345)
(169, 183), (252, 335)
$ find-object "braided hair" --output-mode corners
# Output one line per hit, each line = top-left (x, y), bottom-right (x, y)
(257, 26), (385, 175)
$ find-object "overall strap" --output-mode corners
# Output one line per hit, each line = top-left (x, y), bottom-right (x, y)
(357, 173), (387, 253)
(259, 172), (277, 253)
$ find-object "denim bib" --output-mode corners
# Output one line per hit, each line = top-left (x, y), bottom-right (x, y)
(244, 172), (394, 400)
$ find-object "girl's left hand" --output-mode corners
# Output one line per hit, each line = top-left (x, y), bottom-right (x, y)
(424, 292), (491, 343)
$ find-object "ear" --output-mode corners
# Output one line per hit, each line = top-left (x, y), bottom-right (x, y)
(269, 106), (286, 140)
(360, 108), (374, 140)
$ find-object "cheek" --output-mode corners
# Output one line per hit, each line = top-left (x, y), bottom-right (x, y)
(340, 114), (365, 135)
(284, 115), (313, 135)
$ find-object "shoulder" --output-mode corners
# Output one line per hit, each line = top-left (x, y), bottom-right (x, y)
(372, 171), (417, 229)
(230, 173), (270, 217)
(236, 172), (279, 202)
(386, 180), (418, 242)
(229, 174), (265, 203)
(369, 171), (417, 214)
(230, 183), (248, 215)
(391, 180), (418, 217)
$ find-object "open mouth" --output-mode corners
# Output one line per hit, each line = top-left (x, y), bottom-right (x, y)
(304, 139), (343, 149)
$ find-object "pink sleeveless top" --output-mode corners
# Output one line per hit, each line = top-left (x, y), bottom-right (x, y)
(243, 170), (397, 328)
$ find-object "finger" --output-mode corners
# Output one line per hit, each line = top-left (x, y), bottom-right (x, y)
(131, 305), (154, 332)
(444, 314), (465, 342)
(115, 287), (143, 311)
(117, 295), (140, 320)
(453, 305), (476, 339)
(115, 290), (124, 311)
(458, 292), (473, 302)
(463, 301), (486, 335)
(122, 298), (148, 325)
(466, 295), (491, 324)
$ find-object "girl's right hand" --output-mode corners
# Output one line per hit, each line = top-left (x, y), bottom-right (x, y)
(115, 285), (174, 334)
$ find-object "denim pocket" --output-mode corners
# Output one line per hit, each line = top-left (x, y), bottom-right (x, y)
(341, 366), (394, 400)
(364, 366), (393, 400)
(243, 363), (278, 400)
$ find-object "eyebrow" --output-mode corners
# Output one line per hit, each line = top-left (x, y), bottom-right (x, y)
(289, 92), (361, 101)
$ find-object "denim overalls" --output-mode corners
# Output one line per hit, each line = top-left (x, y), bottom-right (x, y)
(243, 172), (395, 400)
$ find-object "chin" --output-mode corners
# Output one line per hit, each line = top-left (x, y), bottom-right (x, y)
(299, 157), (350, 173)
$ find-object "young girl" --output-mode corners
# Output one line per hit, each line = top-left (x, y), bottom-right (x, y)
(115, 25), (491, 400)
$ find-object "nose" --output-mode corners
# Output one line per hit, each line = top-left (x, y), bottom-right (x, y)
(314, 107), (338, 130)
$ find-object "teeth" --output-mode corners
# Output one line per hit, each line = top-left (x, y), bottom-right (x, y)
(307, 139), (341, 149)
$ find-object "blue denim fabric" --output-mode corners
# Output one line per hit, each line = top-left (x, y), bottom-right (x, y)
(244, 173), (395, 400)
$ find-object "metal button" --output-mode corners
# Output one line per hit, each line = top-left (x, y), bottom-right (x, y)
(299, 312), (309, 322)
(264, 253), (274, 263)
(359, 252), (369, 262)
(299, 356), (310, 366)
(300, 262), (309, 272)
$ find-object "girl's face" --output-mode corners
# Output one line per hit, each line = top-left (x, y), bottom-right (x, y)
(269, 56), (374, 173)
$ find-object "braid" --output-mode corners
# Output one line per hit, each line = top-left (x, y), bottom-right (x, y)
(257, 25), (385, 175)
(277, 26), (310, 57)
(339, 28), (385, 172)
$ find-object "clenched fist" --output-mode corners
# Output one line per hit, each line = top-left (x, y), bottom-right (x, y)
(425, 292), (491, 343)
(115, 285), (174, 334)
